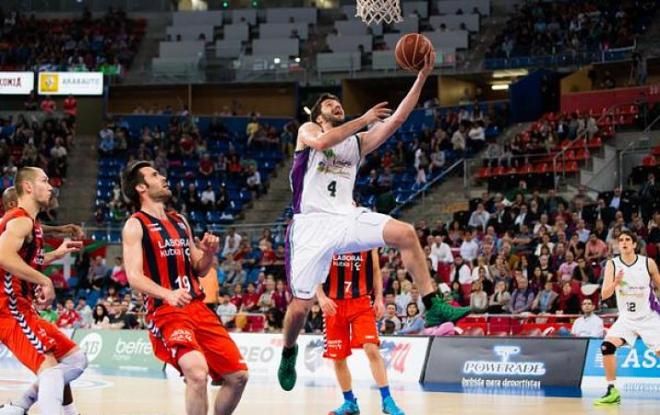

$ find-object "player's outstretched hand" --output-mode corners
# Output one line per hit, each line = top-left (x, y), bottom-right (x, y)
(165, 289), (192, 307)
(318, 295), (338, 317)
(54, 240), (84, 258)
(362, 102), (392, 125)
(196, 233), (220, 254)
(419, 49), (436, 79)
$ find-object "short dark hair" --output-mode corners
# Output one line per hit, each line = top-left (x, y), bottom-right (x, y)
(120, 160), (153, 207)
(618, 229), (638, 245)
(310, 93), (339, 123)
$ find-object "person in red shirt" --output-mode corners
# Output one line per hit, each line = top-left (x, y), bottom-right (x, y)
(240, 282), (259, 312)
(230, 284), (243, 308)
(40, 96), (56, 115)
(56, 299), (82, 329)
(198, 153), (215, 176)
(62, 94), (77, 120)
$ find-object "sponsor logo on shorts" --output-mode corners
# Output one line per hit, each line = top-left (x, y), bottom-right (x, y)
(170, 329), (193, 343)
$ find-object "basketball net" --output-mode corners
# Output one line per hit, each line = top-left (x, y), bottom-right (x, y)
(355, 0), (403, 25)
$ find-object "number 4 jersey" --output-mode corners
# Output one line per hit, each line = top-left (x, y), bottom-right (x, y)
(132, 210), (204, 314)
(612, 254), (660, 320)
(290, 134), (361, 215)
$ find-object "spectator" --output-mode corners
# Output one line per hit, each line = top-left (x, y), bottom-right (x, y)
(557, 281), (581, 315)
(87, 255), (108, 291)
(76, 298), (93, 328)
(532, 281), (558, 314)
(507, 273), (535, 314)
(304, 303), (324, 333)
(110, 256), (128, 289)
(222, 227), (242, 258)
(469, 281), (488, 313)
(398, 303), (425, 334)
(571, 298), (604, 337)
(450, 255), (472, 285)
(429, 234), (453, 272)
(572, 257), (596, 284)
(56, 298), (82, 329)
(91, 304), (111, 329)
(459, 230), (479, 262)
(380, 303), (402, 333)
(468, 203), (490, 230)
(585, 233), (608, 262)
(63, 94), (77, 119)
(40, 96), (56, 114)
(245, 164), (262, 196)
(216, 292), (238, 326)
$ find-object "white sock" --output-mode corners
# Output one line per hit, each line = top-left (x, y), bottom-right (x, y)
(37, 366), (64, 415)
(63, 403), (78, 415)
(13, 382), (38, 410)
(608, 380), (617, 388)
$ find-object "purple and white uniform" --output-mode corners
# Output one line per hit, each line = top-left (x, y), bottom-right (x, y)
(607, 254), (660, 351)
(285, 135), (390, 299)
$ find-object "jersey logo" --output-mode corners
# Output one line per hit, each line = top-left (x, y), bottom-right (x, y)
(147, 223), (162, 232)
(316, 148), (353, 177)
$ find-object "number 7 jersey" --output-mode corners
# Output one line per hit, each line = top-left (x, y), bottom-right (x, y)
(290, 134), (361, 215)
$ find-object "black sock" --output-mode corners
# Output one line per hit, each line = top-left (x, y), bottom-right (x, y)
(282, 345), (297, 357)
(422, 292), (437, 310)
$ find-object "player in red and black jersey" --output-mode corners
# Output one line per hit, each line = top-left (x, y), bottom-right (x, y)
(0, 167), (86, 415)
(121, 161), (247, 415)
(317, 249), (405, 415)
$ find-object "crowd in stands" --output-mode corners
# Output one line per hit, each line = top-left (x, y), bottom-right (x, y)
(486, 0), (657, 60)
(95, 113), (292, 227)
(0, 109), (75, 221)
(0, 7), (143, 73)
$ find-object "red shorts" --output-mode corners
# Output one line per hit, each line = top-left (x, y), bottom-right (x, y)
(147, 300), (247, 381)
(323, 295), (380, 360)
(0, 308), (76, 374)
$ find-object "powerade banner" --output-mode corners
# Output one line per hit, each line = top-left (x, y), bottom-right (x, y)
(582, 338), (660, 392)
(422, 337), (589, 393)
(210, 333), (429, 385)
(73, 329), (163, 373)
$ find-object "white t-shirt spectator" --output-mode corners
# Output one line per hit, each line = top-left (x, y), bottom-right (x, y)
(201, 189), (216, 205)
(222, 233), (242, 257)
(451, 130), (466, 150)
(460, 239), (479, 262)
(452, 263), (473, 285)
(571, 314), (604, 337)
(468, 210), (489, 230)
(50, 145), (67, 159)
(216, 302), (238, 325)
(468, 125), (485, 142)
(247, 170), (261, 187)
(429, 241), (453, 269)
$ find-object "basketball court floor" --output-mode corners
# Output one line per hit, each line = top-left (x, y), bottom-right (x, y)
(1, 367), (657, 415)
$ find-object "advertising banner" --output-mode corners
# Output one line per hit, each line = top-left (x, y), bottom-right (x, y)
(422, 337), (589, 392)
(0, 72), (34, 95)
(73, 329), (163, 373)
(582, 338), (660, 392)
(38, 72), (103, 95)
(226, 333), (429, 385)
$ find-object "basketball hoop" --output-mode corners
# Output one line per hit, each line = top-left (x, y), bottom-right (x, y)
(355, 0), (402, 25)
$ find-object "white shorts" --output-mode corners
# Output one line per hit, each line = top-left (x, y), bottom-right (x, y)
(284, 208), (390, 299)
(606, 312), (660, 352)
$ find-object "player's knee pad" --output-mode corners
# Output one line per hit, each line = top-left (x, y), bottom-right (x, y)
(59, 349), (88, 383)
(601, 341), (617, 356)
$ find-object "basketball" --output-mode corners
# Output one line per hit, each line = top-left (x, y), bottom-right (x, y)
(395, 33), (433, 72)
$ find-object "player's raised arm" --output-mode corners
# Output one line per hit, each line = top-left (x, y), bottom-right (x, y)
(123, 217), (190, 307)
(359, 50), (436, 156)
(0, 217), (54, 301)
(298, 102), (391, 151)
(601, 259), (620, 300)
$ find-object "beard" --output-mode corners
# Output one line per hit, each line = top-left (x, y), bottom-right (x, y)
(321, 112), (345, 127)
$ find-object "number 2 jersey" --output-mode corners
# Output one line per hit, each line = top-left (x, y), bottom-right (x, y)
(132, 210), (204, 314)
(612, 254), (660, 320)
(290, 134), (361, 215)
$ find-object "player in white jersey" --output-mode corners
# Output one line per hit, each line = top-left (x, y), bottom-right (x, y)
(594, 230), (660, 406)
(277, 50), (471, 392)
